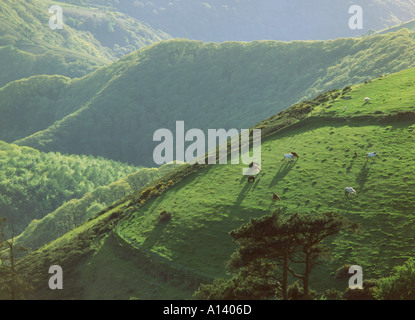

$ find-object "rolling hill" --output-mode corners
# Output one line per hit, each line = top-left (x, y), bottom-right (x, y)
(59, 0), (415, 42)
(0, 0), (170, 87)
(2, 30), (415, 166)
(17, 66), (415, 299)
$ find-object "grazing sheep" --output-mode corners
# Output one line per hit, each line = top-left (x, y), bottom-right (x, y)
(282, 152), (299, 162)
(366, 151), (378, 161)
(290, 152), (300, 159)
(344, 187), (356, 196)
(249, 161), (261, 171)
(273, 192), (280, 202)
(343, 106), (347, 112)
(364, 97), (371, 102)
(282, 154), (295, 161)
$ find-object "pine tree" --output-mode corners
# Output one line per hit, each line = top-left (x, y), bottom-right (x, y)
(196, 210), (360, 300)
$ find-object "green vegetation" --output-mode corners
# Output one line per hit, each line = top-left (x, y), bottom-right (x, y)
(0, 0), (113, 63)
(374, 258), (415, 300)
(0, 140), (140, 233)
(0, 217), (32, 300)
(14, 163), (178, 253)
(4, 31), (415, 165)
(15, 67), (415, 299)
(0, 0), (170, 87)
(0, 45), (102, 88)
(195, 210), (359, 300)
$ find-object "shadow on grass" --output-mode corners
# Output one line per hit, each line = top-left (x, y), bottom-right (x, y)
(235, 180), (255, 205)
(141, 220), (170, 250)
(269, 161), (296, 187)
(356, 161), (372, 191)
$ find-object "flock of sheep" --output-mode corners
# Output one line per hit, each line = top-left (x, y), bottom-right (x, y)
(280, 150), (378, 198)
(281, 96), (378, 199)
(249, 97), (380, 201)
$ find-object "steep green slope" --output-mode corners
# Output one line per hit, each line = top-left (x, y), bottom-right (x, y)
(5, 30), (415, 166)
(0, 140), (140, 233)
(18, 67), (415, 299)
(15, 163), (179, 253)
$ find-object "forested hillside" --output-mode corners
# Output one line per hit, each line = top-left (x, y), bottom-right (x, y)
(2, 30), (415, 166)
(15, 163), (179, 252)
(0, 141), (140, 233)
(0, 0), (170, 86)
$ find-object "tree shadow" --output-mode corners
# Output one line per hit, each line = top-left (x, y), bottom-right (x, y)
(269, 161), (296, 187)
(141, 220), (170, 250)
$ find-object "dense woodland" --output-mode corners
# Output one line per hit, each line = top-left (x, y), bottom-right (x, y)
(0, 141), (140, 233)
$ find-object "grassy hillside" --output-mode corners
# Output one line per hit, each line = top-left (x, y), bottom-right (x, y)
(15, 163), (179, 253)
(4, 31), (415, 166)
(17, 66), (415, 299)
(0, 140), (140, 233)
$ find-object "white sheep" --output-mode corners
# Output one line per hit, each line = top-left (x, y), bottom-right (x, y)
(282, 154), (295, 162)
(364, 97), (371, 102)
(366, 151), (378, 161)
(345, 187), (356, 196)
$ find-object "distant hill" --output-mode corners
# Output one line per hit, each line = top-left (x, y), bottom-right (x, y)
(17, 66), (415, 299)
(377, 19), (415, 34)
(0, 0), (170, 86)
(3, 30), (415, 166)
(60, 0), (415, 41)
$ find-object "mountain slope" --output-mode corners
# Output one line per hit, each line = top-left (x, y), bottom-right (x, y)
(4, 30), (415, 166)
(60, 0), (415, 41)
(51, 0), (171, 58)
(18, 66), (415, 299)
(0, 0), (170, 87)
